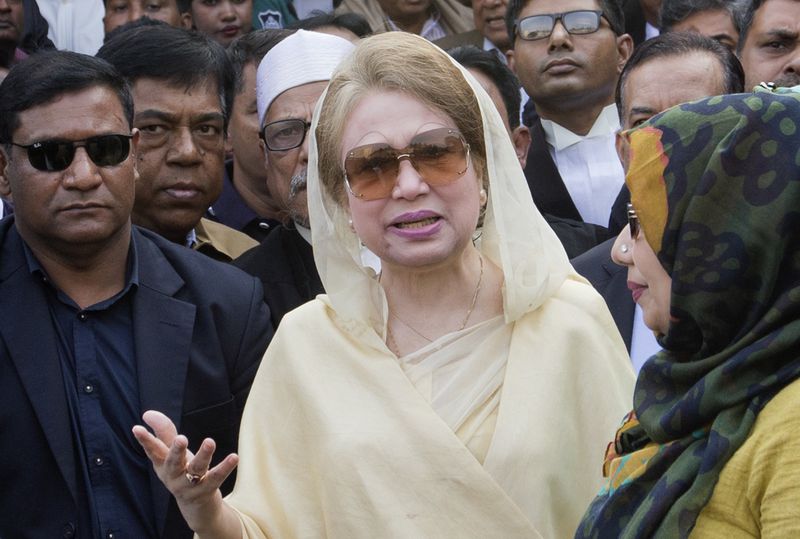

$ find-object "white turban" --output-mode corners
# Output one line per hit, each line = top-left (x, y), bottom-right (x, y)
(256, 29), (355, 127)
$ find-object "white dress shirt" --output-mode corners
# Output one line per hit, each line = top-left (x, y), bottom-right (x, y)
(36, 0), (105, 55)
(540, 104), (625, 227)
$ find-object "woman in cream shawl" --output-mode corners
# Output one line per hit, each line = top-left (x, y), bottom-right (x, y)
(133, 32), (634, 539)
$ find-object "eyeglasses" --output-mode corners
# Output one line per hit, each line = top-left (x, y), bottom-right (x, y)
(260, 118), (311, 152)
(626, 202), (640, 238)
(343, 127), (470, 201)
(516, 10), (606, 41)
(10, 134), (133, 172)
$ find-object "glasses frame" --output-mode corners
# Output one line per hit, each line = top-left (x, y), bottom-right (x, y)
(259, 118), (312, 152)
(9, 134), (134, 172)
(626, 202), (640, 239)
(343, 127), (471, 201)
(516, 10), (607, 41)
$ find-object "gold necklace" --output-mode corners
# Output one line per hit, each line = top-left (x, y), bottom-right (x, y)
(386, 255), (484, 344)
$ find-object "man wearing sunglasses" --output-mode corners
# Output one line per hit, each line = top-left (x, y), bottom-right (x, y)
(0, 51), (272, 538)
(234, 30), (355, 328)
(506, 0), (633, 251)
(97, 24), (257, 262)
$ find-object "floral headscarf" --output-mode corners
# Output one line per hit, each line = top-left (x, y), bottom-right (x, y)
(577, 90), (800, 538)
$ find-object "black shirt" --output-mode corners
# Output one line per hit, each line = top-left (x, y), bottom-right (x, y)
(24, 236), (157, 539)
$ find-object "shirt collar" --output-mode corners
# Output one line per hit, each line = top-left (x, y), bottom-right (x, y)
(540, 104), (621, 151)
(23, 230), (140, 296)
(483, 38), (508, 65)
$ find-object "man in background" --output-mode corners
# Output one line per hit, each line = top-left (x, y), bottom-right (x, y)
(573, 31), (744, 371)
(98, 24), (257, 261)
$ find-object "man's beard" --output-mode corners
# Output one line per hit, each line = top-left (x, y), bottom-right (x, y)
(288, 169), (310, 228)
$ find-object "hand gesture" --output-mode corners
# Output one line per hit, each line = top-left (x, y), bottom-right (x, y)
(132, 410), (239, 533)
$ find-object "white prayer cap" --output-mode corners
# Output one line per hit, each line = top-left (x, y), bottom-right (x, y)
(256, 29), (355, 127)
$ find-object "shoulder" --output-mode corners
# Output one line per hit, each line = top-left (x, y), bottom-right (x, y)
(571, 237), (619, 284)
(135, 226), (262, 297)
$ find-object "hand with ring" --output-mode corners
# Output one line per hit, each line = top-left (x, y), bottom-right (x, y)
(132, 410), (242, 536)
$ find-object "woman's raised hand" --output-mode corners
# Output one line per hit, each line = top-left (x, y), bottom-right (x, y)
(132, 410), (240, 535)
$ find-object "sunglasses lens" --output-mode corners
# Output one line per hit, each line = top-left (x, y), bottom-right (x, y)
(627, 203), (640, 238)
(345, 144), (398, 200)
(410, 129), (468, 184)
(86, 135), (131, 167)
(344, 128), (469, 201)
(28, 141), (74, 172)
(563, 11), (600, 34)
(23, 135), (130, 172)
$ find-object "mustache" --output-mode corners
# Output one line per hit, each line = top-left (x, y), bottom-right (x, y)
(772, 73), (800, 89)
(289, 169), (307, 199)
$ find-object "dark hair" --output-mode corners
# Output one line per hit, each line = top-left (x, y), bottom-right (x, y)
(506, 0), (625, 42)
(616, 31), (745, 116)
(660, 0), (743, 32)
(176, 0), (192, 13)
(103, 16), (171, 44)
(736, 0), (765, 53)
(97, 24), (234, 130)
(286, 10), (372, 38)
(227, 29), (294, 95)
(448, 45), (523, 130)
(0, 51), (134, 145)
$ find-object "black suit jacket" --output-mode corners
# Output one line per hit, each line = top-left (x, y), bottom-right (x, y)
(571, 237), (634, 351)
(0, 219), (273, 539)
(234, 224), (324, 329)
(623, 0), (648, 47)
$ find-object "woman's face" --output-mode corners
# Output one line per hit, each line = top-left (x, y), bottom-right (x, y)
(612, 222), (672, 335)
(339, 90), (483, 272)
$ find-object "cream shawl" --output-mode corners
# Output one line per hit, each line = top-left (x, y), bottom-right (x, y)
(223, 35), (635, 539)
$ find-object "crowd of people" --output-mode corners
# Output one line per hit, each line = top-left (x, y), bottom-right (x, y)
(1, 0), (799, 537)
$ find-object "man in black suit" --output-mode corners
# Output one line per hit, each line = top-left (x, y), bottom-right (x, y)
(572, 32), (743, 371)
(506, 0), (633, 245)
(0, 51), (272, 538)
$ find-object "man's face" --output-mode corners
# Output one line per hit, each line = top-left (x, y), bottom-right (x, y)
(190, 0), (252, 47)
(0, 86), (137, 253)
(620, 51), (727, 130)
(131, 78), (225, 242)
(509, 0), (630, 110)
(670, 9), (738, 51)
(229, 62), (267, 195)
(473, 0), (510, 50)
(0, 0), (24, 48)
(377, 0), (431, 21)
(103, 0), (187, 35)
(739, 0), (800, 90)
(260, 80), (327, 227)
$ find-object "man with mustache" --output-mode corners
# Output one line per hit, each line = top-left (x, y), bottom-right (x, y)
(97, 23), (257, 262)
(234, 30), (355, 328)
(0, 0), (25, 69)
(506, 0), (633, 249)
(737, 0), (800, 90)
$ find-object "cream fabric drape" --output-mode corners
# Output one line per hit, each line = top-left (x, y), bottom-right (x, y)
(221, 35), (635, 539)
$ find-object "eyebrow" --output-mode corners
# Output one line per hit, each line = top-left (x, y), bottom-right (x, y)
(134, 109), (224, 124)
(762, 29), (799, 40)
(628, 106), (657, 117)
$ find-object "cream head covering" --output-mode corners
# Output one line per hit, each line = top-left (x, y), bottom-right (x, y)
(306, 32), (575, 338)
(256, 29), (355, 127)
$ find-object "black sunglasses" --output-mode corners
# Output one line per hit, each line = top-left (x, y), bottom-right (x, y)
(626, 202), (640, 238)
(10, 134), (133, 172)
(516, 10), (607, 41)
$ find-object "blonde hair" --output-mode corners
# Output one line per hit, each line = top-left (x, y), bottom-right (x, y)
(316, 32), (486, 205)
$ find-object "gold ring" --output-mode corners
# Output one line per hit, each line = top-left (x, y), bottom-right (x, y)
(185, 471), (205, 485)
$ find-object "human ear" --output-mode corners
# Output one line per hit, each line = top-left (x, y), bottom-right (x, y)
(0, 148), (12, 198)
(511, 125), (531, 168)
(616, 34), (634, 73)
